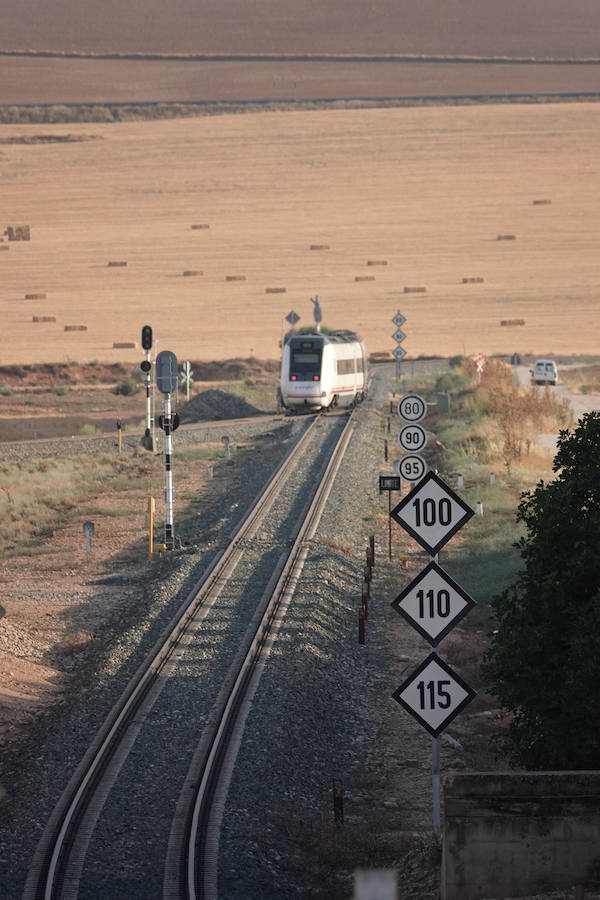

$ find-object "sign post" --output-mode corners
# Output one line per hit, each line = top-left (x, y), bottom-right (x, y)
(391, 311), (407, 379)
(156, 350), (179, 550)
(379, 475), (401, 560)
(389, 471), (476, 834)
(395, 393), (428, 492)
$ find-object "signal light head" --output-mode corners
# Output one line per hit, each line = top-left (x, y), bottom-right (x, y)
(141, 325), (153, 350)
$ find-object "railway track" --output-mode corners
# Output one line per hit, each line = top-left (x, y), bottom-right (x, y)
(24, 408), (357, 900)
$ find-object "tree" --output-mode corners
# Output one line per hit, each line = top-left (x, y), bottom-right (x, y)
(482, 411), (600, 769)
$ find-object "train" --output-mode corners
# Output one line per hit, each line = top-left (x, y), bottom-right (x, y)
(278, 330), (368, 412)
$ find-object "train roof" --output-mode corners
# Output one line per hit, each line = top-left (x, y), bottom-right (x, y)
(289, 330), (363, 345)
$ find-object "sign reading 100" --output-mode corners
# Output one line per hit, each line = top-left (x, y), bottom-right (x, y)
(412, 496), (452, 527)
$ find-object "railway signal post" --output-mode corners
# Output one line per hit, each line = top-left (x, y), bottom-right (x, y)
(156, 350), (179, 550)
(140, 325), (154, 451)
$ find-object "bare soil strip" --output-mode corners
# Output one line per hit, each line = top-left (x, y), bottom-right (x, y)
(2, 57), (600, 106)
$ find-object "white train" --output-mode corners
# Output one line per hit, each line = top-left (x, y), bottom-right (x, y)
(279, 330), (368, 412)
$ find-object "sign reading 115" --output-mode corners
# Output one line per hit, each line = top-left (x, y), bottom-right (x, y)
(418, 678), (452, 710)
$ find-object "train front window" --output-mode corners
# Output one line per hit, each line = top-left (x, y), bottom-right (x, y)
(289, 345), (322, 381)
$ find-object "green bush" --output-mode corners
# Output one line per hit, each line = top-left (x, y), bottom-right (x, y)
(449, 354), (465, 369)
(129, 366), (145, 384)
(482, 412), (600, 769)
(53, 385), (68, 396)
(434, 371), (470, 394)
(114, 377), (140, 396)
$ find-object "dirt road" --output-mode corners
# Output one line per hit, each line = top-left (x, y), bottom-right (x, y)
(515, 363), (600, 455)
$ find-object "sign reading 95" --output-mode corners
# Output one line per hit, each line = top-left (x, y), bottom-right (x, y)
(398, 423), (427, 453)
(396, 454), (427, 482)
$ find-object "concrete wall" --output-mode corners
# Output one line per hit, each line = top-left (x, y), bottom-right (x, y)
(442, 772), (600, 900)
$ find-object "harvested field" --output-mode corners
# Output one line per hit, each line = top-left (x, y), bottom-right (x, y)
(1, 102), (600, 363)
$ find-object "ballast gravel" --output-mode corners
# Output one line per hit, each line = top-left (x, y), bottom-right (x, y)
(0, 363), (469, 900)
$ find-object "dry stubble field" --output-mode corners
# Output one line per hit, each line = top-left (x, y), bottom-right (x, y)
(1, 101), (600, 367)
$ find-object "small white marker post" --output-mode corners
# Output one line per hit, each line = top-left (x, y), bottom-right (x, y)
(83, 521), (95, 558)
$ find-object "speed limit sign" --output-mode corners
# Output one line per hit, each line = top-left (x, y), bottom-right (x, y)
(398, 423), (427, 453)
(398, 394), (426, 422)
(396, 454), (427, 482)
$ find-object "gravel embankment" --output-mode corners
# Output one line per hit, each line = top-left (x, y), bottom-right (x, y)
(1, 364), (448, 899)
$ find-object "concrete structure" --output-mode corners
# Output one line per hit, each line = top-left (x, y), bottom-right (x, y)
(442, 772), (600, 899)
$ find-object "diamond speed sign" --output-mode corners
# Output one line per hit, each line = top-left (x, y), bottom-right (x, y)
(398, 393), (426, 423)
(392, 653), (476, 737)
(398, 424), (427, 453)
(391, 560), (475, 645)
(390, 470), (474, 556)
(395, 454), (427, 482)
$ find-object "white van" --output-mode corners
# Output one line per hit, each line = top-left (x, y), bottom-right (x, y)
(531, 359), (558, 386)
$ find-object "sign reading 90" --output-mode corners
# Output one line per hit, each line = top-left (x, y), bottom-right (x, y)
(398, 423), (427, 453)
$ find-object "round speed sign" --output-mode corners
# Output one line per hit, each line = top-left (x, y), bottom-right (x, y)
(398, 393), (427, 423)
(398, 423), (427, 453)
(395, 454), (427, 482)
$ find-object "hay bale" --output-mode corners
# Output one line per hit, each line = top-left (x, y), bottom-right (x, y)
(191, 224), (210, 229)
(113, 341), (137, 349)
(310, 244), (330, 250)
(6, 225), (30, 241)
(183, 270), (202, 276)
(355, 276), (375, 282)
(32, 316), (56, 322)
(367, 260), (388, 266)
(533, 199), (552, 205)
(497, 234), (516, 241)
(500, 319), (525, 327)
(461, 277), (485, 284)
(265, 287), (286, 294)
(107, 261), (127, 267)
(25, 292), (46, 299)
(226, 275), (246, 281)
(403, 286), (426, 293)
(64, 325), (88, 332)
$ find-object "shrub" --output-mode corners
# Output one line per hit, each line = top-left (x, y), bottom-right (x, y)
(449, 354), (465, 369)
(434, 371), (470, 394)
(114, 377), (140, 396)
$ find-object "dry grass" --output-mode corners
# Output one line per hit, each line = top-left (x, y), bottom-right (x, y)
(2, 103), (600, 365)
